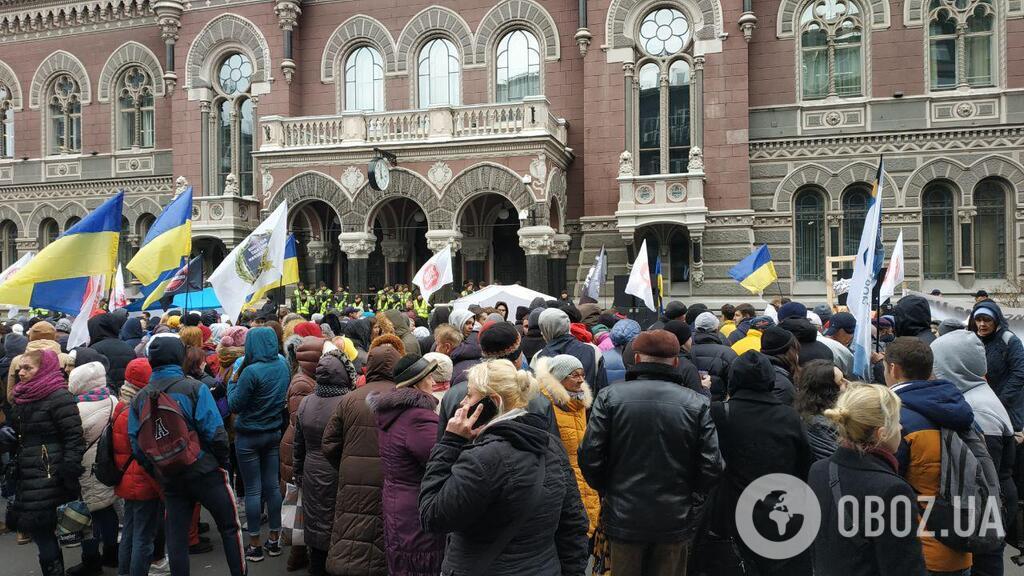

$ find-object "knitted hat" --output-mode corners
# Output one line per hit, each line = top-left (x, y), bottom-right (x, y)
(609, 319), (641, 346)
(664, 301), (687, 321)
(27, 321), (56, 342)
(684, 304), (709, 326)
(694, 312), (720, 333)
(664, 320), (692, 348)
(448, 310), (475, 333)
(54, 318), (73, 333)
(393, 354), (439, 388)
(778, 302), (808, 321)
(124, 357), (153, 388)
(546, 354), (584, 382)
(812, 304), (833, 325)
(148, 335), (185, 368)
(760, 326), (796, 356)
(166, 316), (181, 330)
(220, 325), (249, 348)
(632, 329), (680, 358)
(749, 316), (775, 331)
(294, 322), (323, 338)
(728, 350), (775, 395)
(479, 321), (521, 359)
(423, 352), (453, 382)
(570, 323), (594, 344)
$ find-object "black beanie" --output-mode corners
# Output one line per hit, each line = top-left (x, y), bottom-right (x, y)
(664, 301), (687, 321)
(684, 304), (709, 326)
(760, 326), (796, 357)
(663, 320), (692, 348)
(148, 336), (185, 368)
(728, 351), (775, 395)
(479, 321), (521, 360)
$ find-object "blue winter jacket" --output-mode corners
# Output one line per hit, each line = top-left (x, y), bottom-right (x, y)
(969, 300), (1024, 431)
(228, 327), (290, 434)
(603, 348), (627, 385)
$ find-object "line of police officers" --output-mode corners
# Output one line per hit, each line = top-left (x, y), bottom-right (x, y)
(289, 282), (433, 319)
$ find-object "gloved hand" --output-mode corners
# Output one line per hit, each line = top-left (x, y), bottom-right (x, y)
(0, 425), (16, 451)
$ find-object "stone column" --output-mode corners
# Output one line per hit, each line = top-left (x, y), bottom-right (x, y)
(306, 240), (333, 287)
(380, 239), (410, 284)
(689, 228), (705, 289)
(426, 230), (463, 302)
(199, 100), (211, 194)
(518, 226), (556, 292)
(154, 0), (183, 94)
(692, 55), (705, 151)
(339, 232), (375, 295)
(548, 233), (571, 296)
(461, 238), (490, 287)
(275, 0), (301, 84)
(623, 61), (635, 153)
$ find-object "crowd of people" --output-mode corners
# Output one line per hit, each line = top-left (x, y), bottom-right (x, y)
(0, 288), (1021, 576)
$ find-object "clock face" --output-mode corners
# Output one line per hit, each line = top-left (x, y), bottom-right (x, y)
(370, 158), (390, 191)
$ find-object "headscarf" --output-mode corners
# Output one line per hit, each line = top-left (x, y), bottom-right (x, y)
(12, 349), (67, 405)
(345, 319), (372, 352)
(448, 310), (476, 334)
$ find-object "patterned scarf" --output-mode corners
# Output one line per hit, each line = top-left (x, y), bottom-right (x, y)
(12, 349), (67, 405)
(567, 389), (588, 402)
(76, 385), (112, 403)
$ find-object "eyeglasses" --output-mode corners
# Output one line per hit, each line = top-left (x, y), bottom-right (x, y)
(568, 370), (586, 380)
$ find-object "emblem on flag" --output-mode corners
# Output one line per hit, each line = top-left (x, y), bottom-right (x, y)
(235, 231), (273, 283)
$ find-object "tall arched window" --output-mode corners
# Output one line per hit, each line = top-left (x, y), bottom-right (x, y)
(65, 216), (81, 231)
(496, 29), (541, 102)
(117, 216), (131, 268)
(0, 83), (12, 158)
(418, 38), (460, 107)
(800, 0), (863, 99)
(794, 188), (826, 280)
(0, 221), (17, 269)
(922, 183), (955, 278)
(974, 179), (1006, 278)
(635, 7), (693, 175)
(47, 74), (81, 155)
(345, 46), (384, 112)
(214, 53), (254, 196)
(842, 185), (870, 255)
(40, 218), (59, 247)
(116, 67), (155, 150)
(929, 0), (994, 89)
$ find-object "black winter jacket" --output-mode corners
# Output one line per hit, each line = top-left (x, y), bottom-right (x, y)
(779, 317), (834, 366)
(88, 314), (137, 393)
(437, 380), (558, 442)
(690, 332), (738, 401)
(969, 300), (1024, 430)
(420, 412), (589, 576)
(805, 414), (839, 462)
(770, 358), (797, 405)
(7, 387), (86, 532)
(579, 363), (723, 543)
(894, 296), (936, 344)
(808, 446), (927, 576)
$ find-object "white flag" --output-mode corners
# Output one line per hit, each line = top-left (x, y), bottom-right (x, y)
(625, 240), (656, 312)
(0, 252), (33, 286)
(413, 246), (454, 302)
(67, 275), (105, 350)
(110, 263), (129, 310)
(210, 201), (289, 322)
(583, 246), (607, 300)
(878, 230), (904, 304)
(848, 158), (885, 380)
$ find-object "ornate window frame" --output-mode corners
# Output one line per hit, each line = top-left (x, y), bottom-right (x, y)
(605, 0), (725, 62)
(794, 0), (871, 102)
(208, 49), (257, 197)
(29, 50), (91, 110)
(320, 15), (396, 113)
(396, 6), (475, 74)
(342, 45), (386, 113)
(921, 180), (960, 280)
(44, 74), (83, 156)
(777, 0), (891, 36)
(793, 185), (829, 282)
(923, 0), (1002, 92)
(413, 35), (463, 108)
(98, 42), (164, 151)
(492, 28), (544, 103)
(475, 0), (561, 98)
(113, 67), (156, 151)
(184, 14), (272, 97)
(972, 176), (1011, 279)
(0, 60), (22, 160)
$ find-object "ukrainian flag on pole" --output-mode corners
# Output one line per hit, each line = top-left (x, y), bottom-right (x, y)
(245, 234), (299, 308)
(0, 192), (124, 315)
(128, 187), (193, 309)
(847, 157), (886, 380)
(729, 245), (778, 294)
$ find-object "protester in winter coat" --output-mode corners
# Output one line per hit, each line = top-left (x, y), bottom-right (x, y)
(797, 359), (845, 461)
(7, 349), (86, 576)
(883, 337), (974, 574)
(968, 299), (1024, 433)
(520, 308), (547, 362)
(369, 354), (445, 576)
(711, 351), (813, 575)
(535, 308), (609, 397)
(662, 320), (709, 394)
(385, 309), (421, 356)
(536, 355), (601, 537)
(932, 329), (1017, 576)
(603, 318), (640, 385)
(119, 317), (146, 350)
(730, 316), (773, 355)
(447, 325), (483, 387)
(690, 312), (738, 401)
(119, 357), (151, 404)
(227, 326), (291, 561)
(113, 364), (162, 576)
(6, 322), (70, 405)
(760, 325), (800, 405)
(0, 332), (27, 425)
(87, 313), (136, 393)
(779, 315), (834, 365)
(579, 330), (722, 575)
(67, 360), (120, 576)
(294, 349), (356, 576)
(420, 359), (590, 576)
(448, 309), (476, 340)
(422, 352), (453, 402)
(822, 312), (857, 376)
(321, 343), (400, 576)
(894, 295), (936, 344)
(128, 336), (244, 576)
(808, 384), (928, 576)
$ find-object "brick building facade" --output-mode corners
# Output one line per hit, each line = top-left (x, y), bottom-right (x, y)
(0, 0), (1021, 304)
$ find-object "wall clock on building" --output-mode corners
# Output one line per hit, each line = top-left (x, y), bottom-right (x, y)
(368, 156), (391, 191)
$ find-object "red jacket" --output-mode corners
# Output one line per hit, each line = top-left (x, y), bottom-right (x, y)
(113, 402), (161, 501)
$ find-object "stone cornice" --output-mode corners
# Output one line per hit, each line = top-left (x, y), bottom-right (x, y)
(0, 0), (154, 42)
(749, 126), (1024, 160)
(0, 175), (172, 200)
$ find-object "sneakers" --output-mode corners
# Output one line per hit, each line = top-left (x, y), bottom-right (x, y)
(188, 540), (213, 555)
(148, 557), (170, 576)
(264, 538), (282, 557)
(245, 545), (264, 562)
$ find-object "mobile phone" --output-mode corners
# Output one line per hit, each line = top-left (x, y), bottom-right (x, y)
(698, 370), (709, 378)
(468, 396), (499, 429)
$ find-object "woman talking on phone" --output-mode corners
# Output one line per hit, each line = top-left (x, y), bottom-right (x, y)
(419, 359), (589, 575)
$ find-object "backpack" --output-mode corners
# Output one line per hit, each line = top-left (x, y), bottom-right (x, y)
(926, 427), (1005, 553)
(93, 403), (132, 487)
(136, 379), (201, 476)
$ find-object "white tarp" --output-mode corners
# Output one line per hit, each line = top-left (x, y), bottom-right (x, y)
(907, 290), (1024, 335)
(450, 284), (554, 315)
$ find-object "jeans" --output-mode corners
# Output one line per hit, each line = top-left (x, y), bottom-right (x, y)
(118, 499), (160, 576)
(164, 468), (245, 576)
(610, 540), (688, 576)
(82, 505), (119, 560)
(235, 430), (282, 538)
(31, 527), (62, 565)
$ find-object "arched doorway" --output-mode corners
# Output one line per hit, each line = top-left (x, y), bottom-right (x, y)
(458, 193), (526, 285)
(289, 201), (344, 289)
(635, 223), (691, 301)
(193, 236), (228, 279)
(367, 197), (429, 290)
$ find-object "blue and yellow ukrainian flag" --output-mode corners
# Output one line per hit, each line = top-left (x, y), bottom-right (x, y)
(245, 234), (299, 308)
(128, 187), (193, 309)
(729, 244), (778, 294)
(0, 192), (124, 315)
(654, 256), (664, 314)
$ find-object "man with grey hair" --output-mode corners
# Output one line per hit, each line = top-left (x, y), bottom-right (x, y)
(533, 308), (609, 396)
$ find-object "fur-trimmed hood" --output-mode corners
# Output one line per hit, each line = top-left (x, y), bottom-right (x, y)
(536, 360), (592, 411)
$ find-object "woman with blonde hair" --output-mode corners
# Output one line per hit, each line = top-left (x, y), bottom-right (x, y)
(808, 383), (926, 576)
(419, 359), (588, 575)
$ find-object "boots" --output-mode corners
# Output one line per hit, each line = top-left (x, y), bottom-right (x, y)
(102, 544), (119, 568)
(64, 555), (103, 576)
(286, 544), (308, 572)
(40, 557), (64, 576)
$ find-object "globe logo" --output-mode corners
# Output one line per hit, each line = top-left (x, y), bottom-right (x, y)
(736, 474), (821, 560)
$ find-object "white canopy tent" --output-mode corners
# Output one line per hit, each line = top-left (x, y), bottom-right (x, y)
(450, 284), (554, 315)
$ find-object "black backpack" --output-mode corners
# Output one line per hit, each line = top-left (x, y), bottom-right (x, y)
(93, 403), (132, 487)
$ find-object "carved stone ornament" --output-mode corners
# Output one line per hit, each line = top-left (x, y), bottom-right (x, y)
(827, 213), (843, 227)
(529, 154), (547, 193)
(619, 150), (634, 176)
(306, 241), (333, 264)
(635, 185), (655, 204)
(691, 262), (705, 288)
(174, 175), (190, 196)
(667, 183), (686, 202)
(426, 231), (462, 254)
(210, 203), (224, 221)
(687, 147), (704, 171)
(428, 161), (453, 188)
(575, 27), (593, 57)
(223, 173), (239, 196)
(274, 0), (302, 30)
(380, 240), (409, 261)
(738, 11), (758, 42)
(824, 111), (843, 126)
(956, 102), (975, 118)
(191, 205), (200, 220)
(517, 226), (556, 256)
(339, 233), (376, 259)
(958, 207), (977, 224)
(340, 166), (365, 196)
(261, 167), (274, 199)
(461, 238), (490, 261)
(281, 59), (296, 85)
(549, 234), (571, 259)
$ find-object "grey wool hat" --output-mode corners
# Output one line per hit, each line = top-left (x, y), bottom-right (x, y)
(546, 354), (584, 382)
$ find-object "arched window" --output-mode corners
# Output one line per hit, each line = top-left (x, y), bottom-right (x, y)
(974, 179), (1006, 278)
(635, 8), (693, 175)
(669, 230), (690, 282)
(214, 53), (254, 196)
(47, 74), (81, 155)
(922, 183), (955, 278)
(794, 188), (826, 281)
(842, 185), (871, 255)
(40, 218), (59, 247)
(417, 38), (460, 107)
(800, 0), (863, 99)
(345, 46), (384, 112)
(496, 29), (541, 102)
(65, 216), (81, 231)
(116, 67), (155, 150)
(137, 213), (156, 241)
(0, 83), (12, 158)
(929, 0), (994, 90)
(0, 221), (17, 269)
(117, 216), (131, 268)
